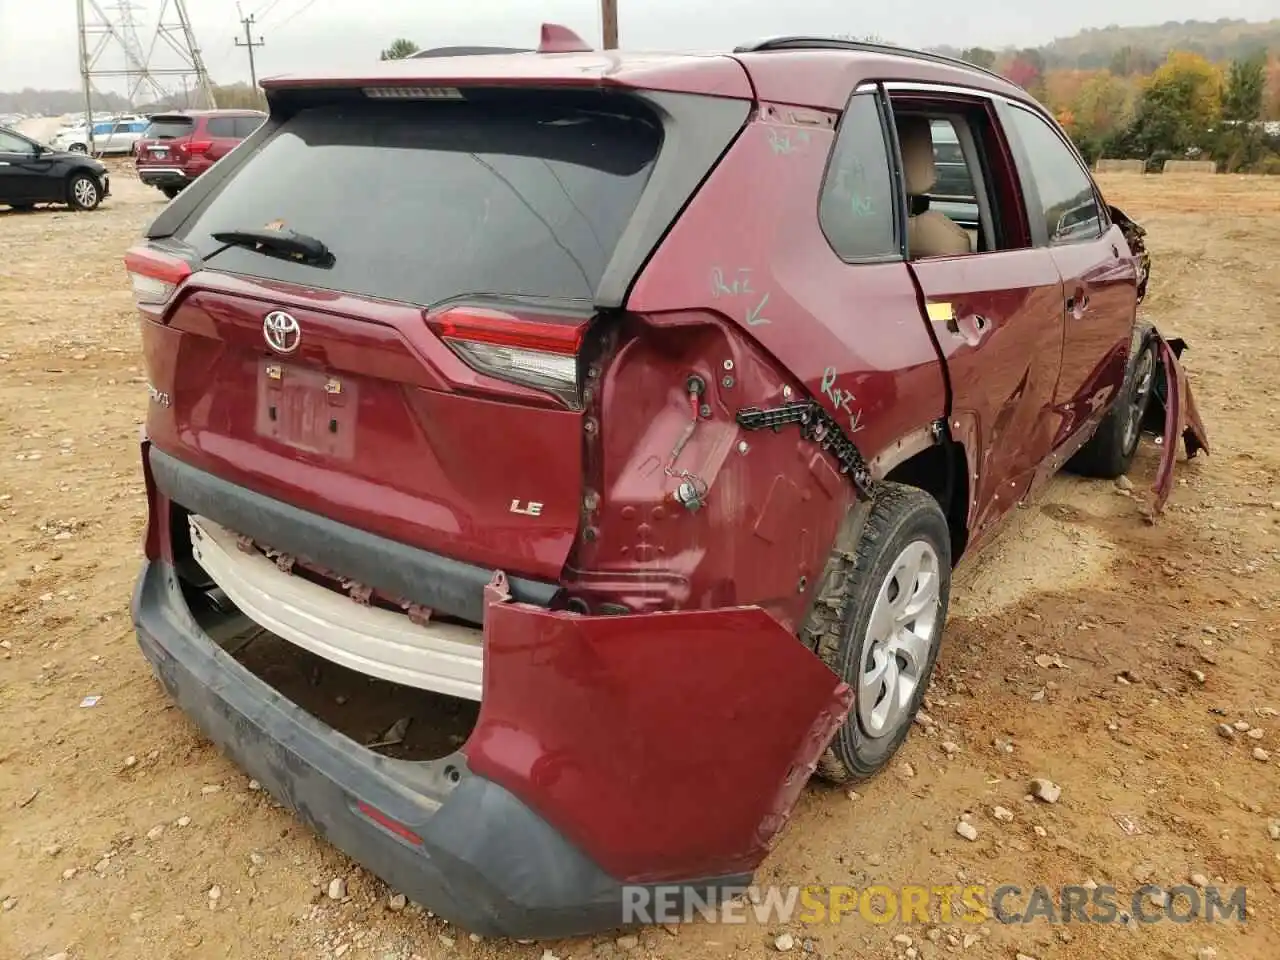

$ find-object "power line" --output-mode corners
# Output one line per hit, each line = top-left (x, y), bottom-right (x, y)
(254, 0), (286, 21)
(273, 0), (320, 32)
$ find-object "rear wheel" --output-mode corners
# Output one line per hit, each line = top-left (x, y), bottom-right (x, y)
(1067, 321), (1157, 479)
(67, 172), (102, 211)
(162, 186), (182, 199)
(804, 484), (952, 784)
(68, 143), (87, 154)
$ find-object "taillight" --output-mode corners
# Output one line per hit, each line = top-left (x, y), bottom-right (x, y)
(124, 246), (192, 315)
(185, 140), (213, 155)
(428, 305), (588, 408)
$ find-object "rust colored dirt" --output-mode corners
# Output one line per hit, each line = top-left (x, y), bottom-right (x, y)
(1, 165), (1278, 959)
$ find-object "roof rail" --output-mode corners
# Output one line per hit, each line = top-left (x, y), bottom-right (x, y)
(409, 45), (532, 58)
(732, 36), (1011, 87)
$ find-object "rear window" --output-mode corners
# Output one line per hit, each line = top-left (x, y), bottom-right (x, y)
(179, 98), (662, 306)
(145, 116), (195, 140)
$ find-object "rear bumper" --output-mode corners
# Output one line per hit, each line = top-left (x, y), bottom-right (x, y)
(136, 166), (193, 187)
(134, 558), (748, 937)
(135, 444), (852, 936)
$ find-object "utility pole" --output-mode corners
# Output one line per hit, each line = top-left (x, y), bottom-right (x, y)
(235, 10), (265, 90)
(601, 0), (618, 49)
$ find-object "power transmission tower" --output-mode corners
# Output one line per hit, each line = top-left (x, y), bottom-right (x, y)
(75, 0), (216, 152)
(600, 0), (618, 49)
(235, 10), (265, 90)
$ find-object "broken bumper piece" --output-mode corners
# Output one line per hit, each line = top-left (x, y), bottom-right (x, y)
(1147, 330), (1210, 514)
(132, 560), (850, 938)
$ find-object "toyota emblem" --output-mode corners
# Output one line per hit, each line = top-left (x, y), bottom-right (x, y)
(263, 311), (301, 354)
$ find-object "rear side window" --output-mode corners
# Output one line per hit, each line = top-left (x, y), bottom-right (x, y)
(1003, 105), (1104, 244)
(179, 99), (662, 306)
(145, 117), (195, 140)
(819, 93), (898, 261)
(233, 116), (263, 138)
(206, 117), (237, 137)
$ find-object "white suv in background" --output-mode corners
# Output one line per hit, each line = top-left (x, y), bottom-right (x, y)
(50, 116), (150, 155)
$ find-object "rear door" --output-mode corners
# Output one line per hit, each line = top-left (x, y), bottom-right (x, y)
(891, 94), (1066, 540)
(137, 91), (668, 581)
(997, 102), (1138, 445)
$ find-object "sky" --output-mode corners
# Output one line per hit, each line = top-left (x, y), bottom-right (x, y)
(0, 0), (1276, 93)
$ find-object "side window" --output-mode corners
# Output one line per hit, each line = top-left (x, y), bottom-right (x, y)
(819, 92), (898, 261)
(234, 116), (263, 138)
(206, 117), (237, 138)
(1003, 106), (1104, 244)
(0, 130), (32, 152)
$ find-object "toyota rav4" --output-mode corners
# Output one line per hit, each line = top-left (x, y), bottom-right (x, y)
(125, 26), (1209, 939)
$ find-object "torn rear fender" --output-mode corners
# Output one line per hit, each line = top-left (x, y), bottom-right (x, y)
(464, 594), (852, 884)
(1148, 331), (1210, 513)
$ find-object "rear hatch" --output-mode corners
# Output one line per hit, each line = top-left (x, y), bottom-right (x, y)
(131, 88), (691, 584)
(136, 114), (195, 166)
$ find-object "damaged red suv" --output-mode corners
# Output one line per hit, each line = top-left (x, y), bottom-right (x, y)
(126, 27), (1208, 939)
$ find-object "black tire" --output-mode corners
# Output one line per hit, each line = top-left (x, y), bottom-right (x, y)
(803, 483), (952, 784)
(66, 172), (102, 211)
(1067, 321), (1157, 479)
(68, 143), (87, 154)
(161, 186), (182, 200)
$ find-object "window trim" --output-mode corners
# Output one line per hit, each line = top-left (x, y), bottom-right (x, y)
(995, 100), (1111, 248)
(817, 84), (905, 265)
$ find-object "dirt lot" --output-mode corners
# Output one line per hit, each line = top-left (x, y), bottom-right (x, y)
(1, 166), (1278, 960)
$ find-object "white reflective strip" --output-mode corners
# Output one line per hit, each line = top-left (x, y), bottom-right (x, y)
(189, 515), (484, 700)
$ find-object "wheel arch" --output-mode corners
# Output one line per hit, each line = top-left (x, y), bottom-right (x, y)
(877, 432), (971, 564)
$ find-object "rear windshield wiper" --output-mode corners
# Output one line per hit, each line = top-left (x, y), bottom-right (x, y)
(210, 227), (334, 267)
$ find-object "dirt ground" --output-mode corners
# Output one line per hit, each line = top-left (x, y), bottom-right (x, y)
(1, 165), (1277, 960)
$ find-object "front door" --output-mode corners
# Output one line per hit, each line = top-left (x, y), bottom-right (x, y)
(998, 102), (1139, 446)
(0, 129), (43, 203)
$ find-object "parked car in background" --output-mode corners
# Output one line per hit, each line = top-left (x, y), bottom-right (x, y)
(0, 125), (110, 210)
(134, 110), (266, 199)
(50, 116), (149, 155)
(124, 27), (1209, 939)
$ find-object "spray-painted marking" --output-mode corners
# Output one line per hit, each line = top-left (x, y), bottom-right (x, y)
(746, 292), (771, 327)
(768, 128), (812, 156)
(820, 366), (863, 432)
(711, 267), (753, 298)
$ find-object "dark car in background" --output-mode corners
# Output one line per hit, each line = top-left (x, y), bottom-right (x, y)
(0, 125), (110, 211)
(134, 109), (265, 199)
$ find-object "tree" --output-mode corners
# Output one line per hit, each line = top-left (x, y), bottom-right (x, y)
(960, 47), (996, 70)
(1221, 52), (1266, 122)
(1003, 52), (1045, 101)
(1073, 71), (1134, 142)
(1216, 52), (1268, 170)
(380, 38), (421, 61)
(1124, 51), (1222, 157)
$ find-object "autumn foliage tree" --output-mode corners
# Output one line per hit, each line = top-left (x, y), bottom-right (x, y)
(1122, 51), (1222, 157)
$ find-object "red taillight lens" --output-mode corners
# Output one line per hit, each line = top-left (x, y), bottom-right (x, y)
(428, 306), (588, 408)
(124, 246), (192, 315)
(185, 140), (213, 155)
